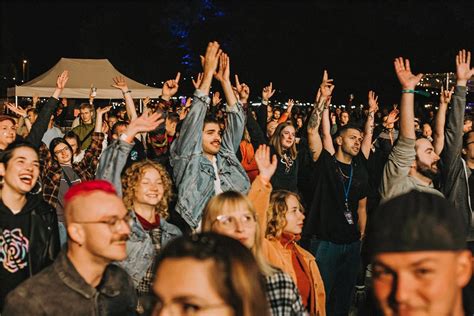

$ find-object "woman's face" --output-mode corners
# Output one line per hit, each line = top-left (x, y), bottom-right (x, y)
(211, 206), (256, 249)
(280, 125), (296, 149)
(134, 167), (164, 207)
(0, 120), (17, 148)
(153, 258), (233, 316)
(53, 143), (72, 165)
(283, 195), (305, 235)
(3, 147), (40, 194)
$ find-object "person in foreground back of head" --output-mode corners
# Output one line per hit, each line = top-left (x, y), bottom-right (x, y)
(151, 232), (271, 316)
(3, 180), (138, 316)
(365, 191), (473, 316)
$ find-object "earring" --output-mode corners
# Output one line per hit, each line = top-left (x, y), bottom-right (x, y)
(30, 181), (42, 195)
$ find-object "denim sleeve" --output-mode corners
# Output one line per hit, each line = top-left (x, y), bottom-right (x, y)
(220, 101), (245, 153)
(170, 89), (210, 158)
(95, 139), (134, 197)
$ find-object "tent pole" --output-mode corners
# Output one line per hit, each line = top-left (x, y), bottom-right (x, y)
(139, 98), (143, 114)
(15, 94), (18, 107)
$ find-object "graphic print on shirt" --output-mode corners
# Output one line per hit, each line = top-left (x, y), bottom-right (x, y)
(0, 228), (29, 273)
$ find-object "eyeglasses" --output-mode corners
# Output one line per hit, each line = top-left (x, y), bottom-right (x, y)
(54, 146), (71, 156)
(73, 212), (133, 233)
(152, 299), (229, 316)
(212, 213), (256, 230)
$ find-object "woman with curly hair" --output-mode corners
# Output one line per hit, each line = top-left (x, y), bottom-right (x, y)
(120, 160), (181, 298)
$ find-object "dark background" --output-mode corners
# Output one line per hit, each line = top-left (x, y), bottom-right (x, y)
(1, 0), (473, 105)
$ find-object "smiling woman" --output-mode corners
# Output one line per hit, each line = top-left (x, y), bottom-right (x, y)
(0, 142), (60, 310)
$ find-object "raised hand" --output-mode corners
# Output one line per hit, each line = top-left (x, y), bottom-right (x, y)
(192, 73), (203, 89)
(96, 105), (112, 117)
(143, 96), (151, 108)
(128, 111), (164, 135)
(201, 41), (222, 76)
(320, 70), (335, 99)
(212, 91), (222, 106)
(287, 99), (295, 112)
(162, 72), (181, 99)
(56, 71), (69, 90)
(262, 82), (275, 101)
(5, 102), (27, 117)
(440, 86), (454, 105)
(214, 53), (230, 83)
(368, 90), (379, 113)
(386, 108), (400, 125)
(32, 94), (39, 106)
(234, 74), (250, 102)
(393, 57), (423, 89)
(112, 76), (129, 92)
(254, 144), (277, 184)
(456, 49), (474, 87)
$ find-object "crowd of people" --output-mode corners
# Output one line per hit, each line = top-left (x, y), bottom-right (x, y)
(0, 41), (473, 316)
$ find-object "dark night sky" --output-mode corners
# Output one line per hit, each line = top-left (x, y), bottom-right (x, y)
(1, 0), (473, 105)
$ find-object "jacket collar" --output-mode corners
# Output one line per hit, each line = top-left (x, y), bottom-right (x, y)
(54, 250), (121, 299)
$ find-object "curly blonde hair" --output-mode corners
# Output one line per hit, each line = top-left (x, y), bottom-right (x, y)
(266, 190), (304, 238)
(122, 160), (173, 219)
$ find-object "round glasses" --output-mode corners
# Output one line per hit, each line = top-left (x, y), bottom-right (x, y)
(212, 213), (256, 231)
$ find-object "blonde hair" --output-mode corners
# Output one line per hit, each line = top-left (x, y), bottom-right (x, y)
(267, 190), (305, 238)
(122, 160), (173, 219)
(269, 121), (297, 160)
(201, 191), (275, 277)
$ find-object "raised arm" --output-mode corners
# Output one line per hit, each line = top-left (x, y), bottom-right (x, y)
(214, 52), (244, 153)
(442, 49), (474, 170)
(248, 144), (277, 243)
(96, 111), (164, 196)
(25, 71), (68, 148)
(112, 76), (137, 120)
(308, 70), (335, 161)
(361, 90), (379, 159)
(433, 86), (453, 155)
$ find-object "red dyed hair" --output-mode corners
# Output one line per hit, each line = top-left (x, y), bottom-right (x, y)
(64, 180), (117, 205)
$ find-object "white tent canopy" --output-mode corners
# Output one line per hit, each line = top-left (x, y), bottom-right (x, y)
(7, 58), (162, 99)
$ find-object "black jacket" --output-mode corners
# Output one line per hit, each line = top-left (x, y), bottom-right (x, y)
(0, 193), (60, 310)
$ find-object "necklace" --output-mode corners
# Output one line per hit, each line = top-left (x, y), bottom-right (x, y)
(280, 152), (294, 173)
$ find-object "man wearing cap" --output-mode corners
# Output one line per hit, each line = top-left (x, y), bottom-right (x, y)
(2, 180), (137, 315)
(366, 191), (473, 315)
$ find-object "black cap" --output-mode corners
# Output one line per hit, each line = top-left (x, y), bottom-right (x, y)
(366, 190), (467, 259)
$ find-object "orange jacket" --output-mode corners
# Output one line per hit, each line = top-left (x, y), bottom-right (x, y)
(248, 176), (326, 316)
(240, 140), (259, 182)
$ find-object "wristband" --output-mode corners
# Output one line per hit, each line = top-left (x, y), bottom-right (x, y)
(401, 89), (430, 97)
(123, 90), (132, 95)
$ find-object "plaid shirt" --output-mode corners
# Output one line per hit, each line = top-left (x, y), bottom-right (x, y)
(266, 268), (308, 316)
(41, 132), (104, 209)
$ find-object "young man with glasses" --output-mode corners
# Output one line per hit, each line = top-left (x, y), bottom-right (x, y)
(2, 180), (138, 315)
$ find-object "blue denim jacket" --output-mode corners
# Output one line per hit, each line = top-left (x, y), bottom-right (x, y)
(170, 90), (250, 229)
(118, 212), (181, 287)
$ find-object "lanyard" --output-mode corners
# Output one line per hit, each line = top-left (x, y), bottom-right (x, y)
(342, 163), (353, 205)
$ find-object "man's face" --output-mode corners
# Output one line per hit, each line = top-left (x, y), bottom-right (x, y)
(414, 119), (421, 131)
(53, 143), (72, 165)
(340, 112), (350, 125)
(108, 117), (118, 129)
(373, 251), (472, 316)
(266, 121), (278, 138)
(112, 125), (127, 140)
(165, 119), (177, 137)
(273, 109), (281, 120)
(422, 124), (432, 138)
(463, 132), (474, 161)
(202, 122), (221, 157)
(27, 110), (38, 124)
(337, 128), (362, 157)
(415, 139), (440, 180)
(68, 191), (131, 263)
(80, 108), (92, 124)
(464, 119), (472, 133)
(65, 137), (79, 155)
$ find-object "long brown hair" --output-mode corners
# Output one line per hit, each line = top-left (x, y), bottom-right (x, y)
(269, 121), (297, 160)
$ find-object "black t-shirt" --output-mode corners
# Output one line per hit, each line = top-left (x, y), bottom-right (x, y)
(270, 146), (299, 193)
(469, 169), (474, 208)
(303, 149), (369, 244)
(0, 202), (31, 310)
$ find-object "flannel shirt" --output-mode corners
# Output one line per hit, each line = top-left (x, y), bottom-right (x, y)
(41, 132), (104, 209)
(266, 268), (308, 316)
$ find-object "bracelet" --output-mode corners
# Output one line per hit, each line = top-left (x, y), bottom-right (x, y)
(123, 90), (132, 95)
(401, 89), (430, 97)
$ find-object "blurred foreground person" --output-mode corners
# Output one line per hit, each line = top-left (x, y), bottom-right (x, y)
(366, 191), (473, 316)
(3, 180), (137, 315)
(152, 232), (270, 316)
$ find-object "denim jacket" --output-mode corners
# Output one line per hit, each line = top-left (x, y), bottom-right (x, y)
(117, 212), (182, 287)
(170, 90), (250, 229)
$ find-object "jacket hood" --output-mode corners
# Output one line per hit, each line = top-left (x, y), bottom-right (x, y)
(0, 193), (45, 216)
